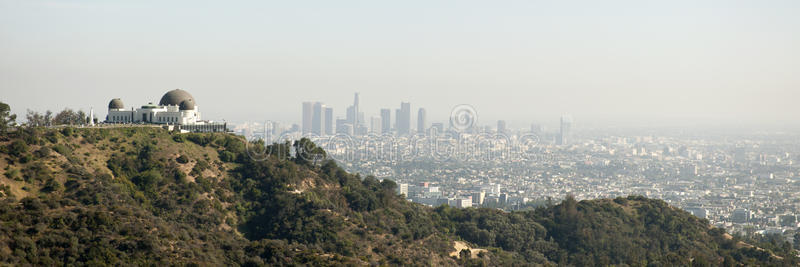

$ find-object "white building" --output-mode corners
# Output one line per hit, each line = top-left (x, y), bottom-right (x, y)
(106, 89), (226, 132)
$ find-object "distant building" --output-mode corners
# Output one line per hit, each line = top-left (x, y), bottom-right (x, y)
(380, 108), (391, 134)
(530, 123), (543, 134)
(346, 106), (356, 127)
(397, 183), (409, 197)
(685, 207), (708, 219)
(417, 108), (427, 135)
(779, 214), (797, 227)
(106, 89), (226, 132)
(456, 198), (472, 208)
(355, 124), (368, 136)
(557, 114), (572, 145)
(324, 107), (334, 135)
(370, 116), (382, 134)
(732, 208), (751, 223)
(336, 118), (353, 135)
(430, 123), (444, 135)
(346, 93), (361, 132)
(397, 102), (411, 135)
(353, 93), (360, 127)
(302, 102), (313, 134)
(312, 102), (325, 135)
(471, 192), (485, 206)
(497, 120), (507, 134)
(681, 164), (698, 178)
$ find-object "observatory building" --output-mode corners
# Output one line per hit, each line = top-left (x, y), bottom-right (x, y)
(106, 89), (227, 132)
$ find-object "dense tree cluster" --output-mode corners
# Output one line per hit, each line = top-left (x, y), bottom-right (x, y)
(25, 108), (91, 127)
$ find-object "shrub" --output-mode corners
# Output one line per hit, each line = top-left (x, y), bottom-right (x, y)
(52, 144), (72, 156)
(173, 134), (186, 143)
(33, 147), (52, 159)
(176, 155), (189, 164)
(18, 154), (33, 163)
(41, 178), (62, 193)
(6, 168), (21, 181)
(61, 127), (74, 137)
(219, 151), (236, 162)
(132, 169), (163, 192)
(7, 140), (28, 157)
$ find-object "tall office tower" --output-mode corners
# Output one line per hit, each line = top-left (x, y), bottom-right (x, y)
(398, 102), (411, 135)
(370, 116), (382, 134)
(417, 108), (427, 135)
(311, 102), (325, 135)
(346, 92), (360, 127)
(497, 120), (507, 134)
(395, 109), (400, 132)
(558, 114), (572, 145)
(263, 121), (281, 138)
(324, 107), (333, 135)
(353, 93), (359, 127)
(380, 108), (391, 134)
(346, 106), (356, 125)
(301, 102), (313, 134)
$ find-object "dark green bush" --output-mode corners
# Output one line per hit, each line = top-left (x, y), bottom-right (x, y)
(176, 155), (189, 164)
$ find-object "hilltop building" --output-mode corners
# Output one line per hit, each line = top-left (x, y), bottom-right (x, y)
(105, 89), (227, 132)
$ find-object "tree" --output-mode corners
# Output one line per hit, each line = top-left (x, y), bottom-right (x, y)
(26, 110), (46, 126)
(293, 138), (326, 166)
(0, 101), (17, 134)
(53, 108), (85, 125)
(793, 231), (800, 249)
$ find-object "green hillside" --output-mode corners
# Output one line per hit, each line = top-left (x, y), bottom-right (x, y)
(0, 127), (796, 266)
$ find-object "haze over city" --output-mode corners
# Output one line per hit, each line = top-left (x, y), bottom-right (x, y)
(2, 0), (799, 129)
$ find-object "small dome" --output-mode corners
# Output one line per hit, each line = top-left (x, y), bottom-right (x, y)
(179, 99), (195, 110)
(159, 89), (195, 106)
(108, 98), (124, 109)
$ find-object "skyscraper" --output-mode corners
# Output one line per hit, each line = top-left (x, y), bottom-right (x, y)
(346, 93), (360, 128)
(417, 108), (427, 134)
(312, 102), (325, 135)
(346, 106), (356, 126)
(395, 108), (400, 133)
(353, 93), (359, 127)
(497, 120), (507, 134)
(380, 108), (391, 134)
(370, 116), (381, 134)
(558, 114), (572, 145)
(397, 102), (411, 135)
(301, 102), (313, 134)
(324, 107), (333, 135)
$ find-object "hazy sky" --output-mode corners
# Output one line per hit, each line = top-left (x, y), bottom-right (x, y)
(1, 0), (798, 129)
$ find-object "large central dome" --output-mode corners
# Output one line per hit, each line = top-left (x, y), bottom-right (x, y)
(108, 98), (124, 109)
(159, 89), (196, 106)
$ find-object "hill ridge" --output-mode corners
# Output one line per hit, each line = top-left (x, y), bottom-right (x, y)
(0, 127), (795, 266)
